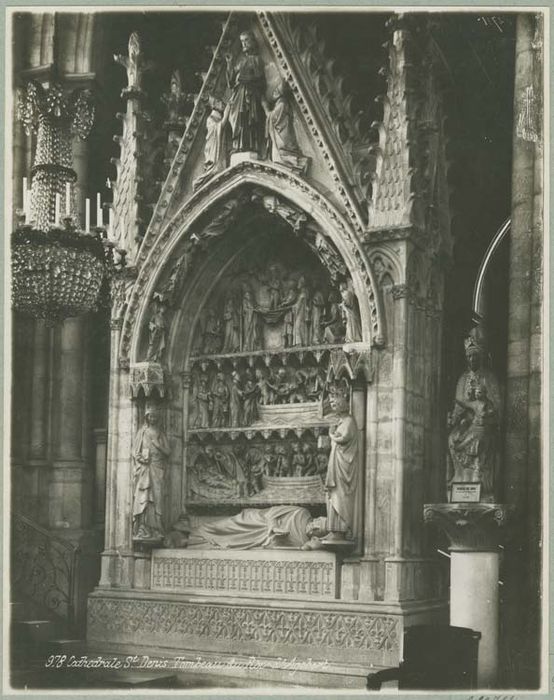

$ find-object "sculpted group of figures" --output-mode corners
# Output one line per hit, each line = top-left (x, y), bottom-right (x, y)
(132, 385), (360, 545)
(190, 363), (326, 429)
(195, 29), (307, 189)
(447, 326), (501, 502)
(197, 267), (362, 356)
(190, 439), (329, 499)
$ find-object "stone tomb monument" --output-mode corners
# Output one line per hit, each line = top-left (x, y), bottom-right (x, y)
(89, 17), (451, 687)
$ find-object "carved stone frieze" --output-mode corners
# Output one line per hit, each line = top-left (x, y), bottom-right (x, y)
(87, 596), (401, 663)
(423, 503), (509, 552)
(151, 549), (337, 598)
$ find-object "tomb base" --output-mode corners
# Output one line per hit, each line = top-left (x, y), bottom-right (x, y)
(87, 589), (447, 687)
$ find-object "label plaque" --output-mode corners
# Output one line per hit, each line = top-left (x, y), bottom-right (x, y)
(450, 482), (481, 503)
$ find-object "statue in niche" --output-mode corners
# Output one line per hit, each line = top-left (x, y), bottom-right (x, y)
(211, 371), (230, 428)
(242, 283), (259, 351)
(225, 30), (266, 154)
(271, 367), (292, 404)
(262, 444), (276, 476)
(266, 263), (282, 310)
(146, 297), (167, 363)
(132, 407), (170, 540)
(203, 308), (222, 354)
(246, 448), (264, 494)
(310, 289), (326, 345)
(255, 367), (273, 405)
(275, 444), (291, 477)
(194, 95), (230, 190)
(291, 442), (306, 476)
(242, 373), (259, 424)
(265, 80), (307, 172)
(229, 370), (243, 427)
(192, 374), (211, 428)
(339, 281), (362, 343)
(293, 276), (310, 346)
(321, 291), (345, 343)
(281, 278), (297, 348)
(162, 70), (190, 126)
(161, 243), (194, 307)
(291, 369), (308, 403)
(183, 505), (328, 550)
(222, 294), (240, 353)
(306, 366), (326, 401)
(303, 442), (317, 475)
(323, 384), (359, 542)
(447, 326), (502, 502)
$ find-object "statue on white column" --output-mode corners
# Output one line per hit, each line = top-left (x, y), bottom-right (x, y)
(132, 406), (170, 540)
(323, 383), (359, 542)
(447, 325), (502, 502)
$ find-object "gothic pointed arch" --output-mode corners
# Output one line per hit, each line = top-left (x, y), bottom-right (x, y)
(120, 160), (386, 365)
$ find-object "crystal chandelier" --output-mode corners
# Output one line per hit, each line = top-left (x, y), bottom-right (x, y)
(12, 80), (115, 322)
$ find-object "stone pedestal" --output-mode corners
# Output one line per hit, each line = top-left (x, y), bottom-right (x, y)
(424, 503), (509, 688)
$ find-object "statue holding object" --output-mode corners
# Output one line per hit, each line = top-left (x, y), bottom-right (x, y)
(323, 383), (359, 543)
(447, 326), (502, 502)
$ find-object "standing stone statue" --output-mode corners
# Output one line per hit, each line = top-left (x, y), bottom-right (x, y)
(265, 80), (306, 170)
(323, 385), (359, 542)
(321, 291), (345, 343)
(310, 289), (325, 344)
(211, 372), (230, 428)
(229, 370), (243, 427)
(194, 95), (230, 190)
(242, 283), (259, 351)
(225, 30), (266, 155)
(132, 407), (170, 540)
(222, 294), (240, 353)
(146, 297), (167, 362)
(293, 276), (309, 346)
(281, 277), (297, 348)
(339, 281), (362, 343)
(447, 326), (502, 501)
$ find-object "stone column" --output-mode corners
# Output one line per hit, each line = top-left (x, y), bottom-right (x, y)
(93, 428), (107, 528)
(424, 503), (509, 688)
(29, 321), (50, 464)
(99, 323), (134, 588)
(501, 12), (543, 688)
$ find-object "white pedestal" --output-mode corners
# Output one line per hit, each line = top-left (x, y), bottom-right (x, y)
(450, 550), (499, 686)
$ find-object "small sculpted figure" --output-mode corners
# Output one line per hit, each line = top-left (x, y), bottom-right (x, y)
(211, 372), (229, 428)
(310, 289), (326, 344)
(339, 281), (362, 343)
(293, 276), (310, 346)
(146, 298), (167, 363)
(222, 294), (240, 353)
(321, 291), (345, 344)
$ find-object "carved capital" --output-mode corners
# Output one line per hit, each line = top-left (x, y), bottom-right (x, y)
(423, 503), (509, 552)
